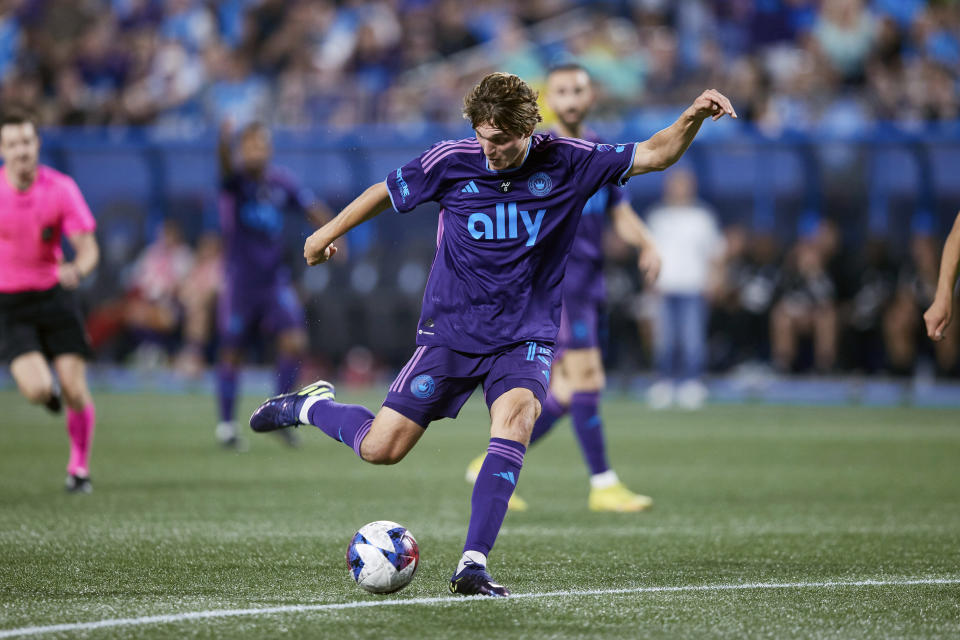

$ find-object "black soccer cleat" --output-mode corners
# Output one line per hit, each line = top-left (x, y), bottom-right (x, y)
(44, 390), (62, 414)
(449, 561), (510, 597)
(65, 474), (92, 494)
(249, 380), (335, 433)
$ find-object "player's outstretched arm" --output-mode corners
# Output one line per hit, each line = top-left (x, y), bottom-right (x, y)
(628, 89), (737, 177)
(924, 211), (960, 341)
(59, 232), (99, 290)
(611, 201), (661, 285)
(303, 182), (392, 266)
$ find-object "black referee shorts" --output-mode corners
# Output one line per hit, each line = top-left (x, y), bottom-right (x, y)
(0, 285), (93, 363)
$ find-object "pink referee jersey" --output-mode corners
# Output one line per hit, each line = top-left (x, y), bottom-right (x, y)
(0, 165), (96, 293)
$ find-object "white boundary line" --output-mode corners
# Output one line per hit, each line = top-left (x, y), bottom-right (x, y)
(1, 578), (958, 638)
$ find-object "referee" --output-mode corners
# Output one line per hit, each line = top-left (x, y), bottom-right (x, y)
(0, 108), (99, 493)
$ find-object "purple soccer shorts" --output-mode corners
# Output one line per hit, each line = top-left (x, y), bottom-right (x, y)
(556, 296), (601, 352)
(382, 341), (554, 428)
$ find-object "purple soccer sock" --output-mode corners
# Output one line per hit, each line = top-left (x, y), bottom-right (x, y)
(275, 356), (300, 394)
(528, 391), (568, 446)
(463, 438), (525, 556)
(306, 399), (375, 459)
(570, 391), (610, 476)
(216, 365), (238, 423)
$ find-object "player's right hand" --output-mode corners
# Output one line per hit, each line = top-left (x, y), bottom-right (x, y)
(304, 232), (337, 266)
(923, 295), (953, 341)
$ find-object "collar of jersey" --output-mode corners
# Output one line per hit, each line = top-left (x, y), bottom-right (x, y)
(484, 137), (533, 174)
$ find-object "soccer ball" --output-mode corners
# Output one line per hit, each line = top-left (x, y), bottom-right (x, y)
(346, 521), (419, 594)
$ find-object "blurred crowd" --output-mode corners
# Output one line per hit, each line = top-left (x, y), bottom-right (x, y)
(2, 0), (957, 381)
(0, 0), (958, 131)
(710, 214), (958, 378)
(602, 171), (959, 384)
(86, 220), (224, 374)
(80, 173), (959, 382)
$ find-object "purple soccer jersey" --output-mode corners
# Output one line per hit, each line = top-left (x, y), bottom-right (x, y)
(385, 133), (636, 354)
(218, 167), (315, 289)
(561, 131), (629, 306)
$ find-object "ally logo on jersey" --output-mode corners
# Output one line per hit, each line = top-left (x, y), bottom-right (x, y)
(467, 202), (546, 247)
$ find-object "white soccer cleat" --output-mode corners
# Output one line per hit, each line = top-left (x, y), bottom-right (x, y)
(676, 380), (707, 410)
(647, 381), (674, 410)
(216, 421), (248, 451)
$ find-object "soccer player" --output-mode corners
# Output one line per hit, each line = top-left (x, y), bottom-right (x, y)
(214, 120), (328, 449)
(0, 109), (99, 493)
(466, 63), (661, 513)
(924, 211), (960, 342)
(250, 73), (735, 596)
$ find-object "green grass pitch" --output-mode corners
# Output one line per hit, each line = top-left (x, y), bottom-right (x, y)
(1, 389), (958, 639)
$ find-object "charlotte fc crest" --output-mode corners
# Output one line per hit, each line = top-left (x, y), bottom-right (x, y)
(528, 172), (552, 197)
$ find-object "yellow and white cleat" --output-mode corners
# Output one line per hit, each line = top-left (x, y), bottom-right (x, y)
(588, 482), (653, 512)
(465, 453), (528, 512)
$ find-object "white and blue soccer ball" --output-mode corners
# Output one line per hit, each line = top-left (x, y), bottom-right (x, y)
(346, 521), (419, 594)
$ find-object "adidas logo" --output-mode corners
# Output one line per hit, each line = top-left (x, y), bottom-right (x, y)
(461, 180), (480, 194)
(493, 471), (516, 485)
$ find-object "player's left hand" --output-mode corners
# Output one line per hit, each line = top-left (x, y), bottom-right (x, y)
(58, 262), (81, 289)
(638, 248), (661, 286)
(691, 89), (737, 122)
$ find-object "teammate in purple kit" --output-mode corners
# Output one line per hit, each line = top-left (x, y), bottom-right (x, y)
(465, 63), (662, 513)
(250, 73), (736, 596)
(214, 120), (328, 449)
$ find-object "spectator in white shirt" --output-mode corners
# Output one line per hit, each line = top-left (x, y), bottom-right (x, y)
(645, 168), (725, 409)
